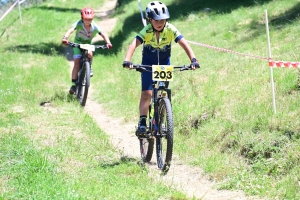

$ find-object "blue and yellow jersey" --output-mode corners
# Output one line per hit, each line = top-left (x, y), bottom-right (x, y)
(71, 20), (103, 44)
(136, 22), (183, 65)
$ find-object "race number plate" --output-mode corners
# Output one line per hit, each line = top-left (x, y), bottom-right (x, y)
(152, 65), (174, 81)
(80, 44), (95, 51)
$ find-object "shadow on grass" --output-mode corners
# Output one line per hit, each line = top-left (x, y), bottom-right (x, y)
(6, 42), (65, 55)
(110, 0), (299, 54)
(4, 41), (118, 59)
(4, 0), (300, 58)
(37, 5), (80, 13)
(4, 41), (116, 61)
(39, 91), (77, 107)
(270, 2), (300, 27)
(238, 2), (300, 44)
(99, 156), (138, 168)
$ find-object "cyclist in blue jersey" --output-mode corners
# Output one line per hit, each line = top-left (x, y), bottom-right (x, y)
(123, 1), (200, 136)
(62, 7), (113, 95)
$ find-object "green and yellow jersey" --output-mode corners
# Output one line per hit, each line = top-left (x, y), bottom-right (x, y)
(136, 22), (183, 65)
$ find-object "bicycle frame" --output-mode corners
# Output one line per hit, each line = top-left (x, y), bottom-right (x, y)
(133, 64), (192, 136)
(130, 64), (196, 173)
(66, 42), (107, 106)
(150, 81), (171, 137)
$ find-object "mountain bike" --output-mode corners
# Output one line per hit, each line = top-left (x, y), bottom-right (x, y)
(67, 42), (107, 106)
(131, 64), (196, 173)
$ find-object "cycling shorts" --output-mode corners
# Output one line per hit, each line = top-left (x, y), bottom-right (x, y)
(141, 69), (153, 91)
(73, 47), (81, 59)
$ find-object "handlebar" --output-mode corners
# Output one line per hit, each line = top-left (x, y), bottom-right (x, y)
(131, 64), (197, 72)
(66, 42), (108, 50)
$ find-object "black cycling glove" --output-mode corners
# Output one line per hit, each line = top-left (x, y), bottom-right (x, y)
(123, 61), (132, 68)
(190, 58), (200, 68)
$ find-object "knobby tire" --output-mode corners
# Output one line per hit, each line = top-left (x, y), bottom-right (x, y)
(76, 67), (84, 101)
(156, 97), (173, 173)
(76, 61), (90, 107)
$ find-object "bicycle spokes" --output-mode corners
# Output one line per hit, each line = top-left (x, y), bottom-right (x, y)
(156, 98), (173, 173)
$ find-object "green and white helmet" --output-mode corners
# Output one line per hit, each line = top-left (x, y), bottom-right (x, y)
(145, 1), (170, 20)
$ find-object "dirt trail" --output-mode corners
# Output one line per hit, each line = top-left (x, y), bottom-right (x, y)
(73, 1), (263, 199)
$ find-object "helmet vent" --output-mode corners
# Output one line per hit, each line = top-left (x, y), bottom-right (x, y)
(145, 1), (169, 20)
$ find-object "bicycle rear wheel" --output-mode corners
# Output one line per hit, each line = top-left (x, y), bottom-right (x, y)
(76, 61), (90, 107)
(156, 97), (173, 173)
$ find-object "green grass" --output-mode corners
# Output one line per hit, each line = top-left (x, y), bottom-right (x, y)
(0, 0), (188, 199)
(96, 0), (300, 199)
(1, 0), (300, 199)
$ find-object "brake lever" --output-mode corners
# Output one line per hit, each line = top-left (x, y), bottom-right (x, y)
(180, 65), (191, 71)
(136, 67), (146, 72)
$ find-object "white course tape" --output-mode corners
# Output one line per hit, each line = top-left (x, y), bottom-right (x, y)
(0, 0), (26, 22)
(0, 1), (18, 22)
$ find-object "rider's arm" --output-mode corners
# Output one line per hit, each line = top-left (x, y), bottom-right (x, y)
(63, 27), (75, 39)
(99, 32), (112, 46)
(177, 37), (196, 62)
(124, 38), (142, 61)
(62, 28), (75, 44)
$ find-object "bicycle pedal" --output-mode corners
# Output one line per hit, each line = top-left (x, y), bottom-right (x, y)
(136, 132), (149, 138)
(138, 135), (149, 139)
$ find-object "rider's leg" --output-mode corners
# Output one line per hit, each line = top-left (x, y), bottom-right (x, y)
(72, 58), (80, 79)
(136, 90), (152, 135)
(139, 90), (152, 126)
(69, 47), (81, 94)
(137, 70), (153, 135)
(69, 57), (80, 94)
(88, 51), (94, 77)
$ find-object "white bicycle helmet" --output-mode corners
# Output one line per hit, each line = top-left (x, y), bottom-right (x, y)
(145, 1), (170, 20)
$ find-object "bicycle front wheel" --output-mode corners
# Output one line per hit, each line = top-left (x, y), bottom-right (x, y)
(76, 61), (90, 107)
(156, 97), (173, 173)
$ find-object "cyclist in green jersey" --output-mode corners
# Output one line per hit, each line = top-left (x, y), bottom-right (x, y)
(62, 7), (113, 94)
(123, 1), (200, 136)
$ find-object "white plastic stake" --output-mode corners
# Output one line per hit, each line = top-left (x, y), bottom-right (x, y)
(265, 10), (276, 114)
(0, 1), (18, 22)
(18, 0), (22, 24)
(138, 0), (147, 26)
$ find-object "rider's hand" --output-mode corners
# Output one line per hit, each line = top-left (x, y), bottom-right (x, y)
(190, 58), (200, 70)
(62, 37), (68, 45)
(106, 43), (113, 49)
(123, 61), (132, 68)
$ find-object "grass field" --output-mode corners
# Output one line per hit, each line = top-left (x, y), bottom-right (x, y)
(1, 0), (300, 199)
